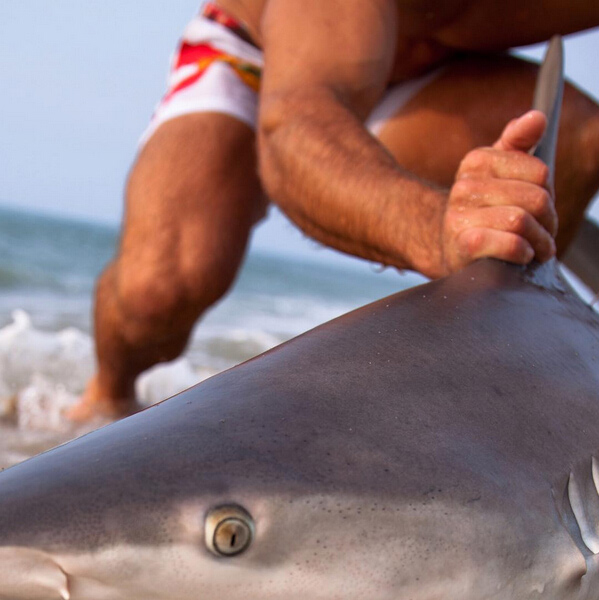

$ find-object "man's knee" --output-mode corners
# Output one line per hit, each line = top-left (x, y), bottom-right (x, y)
(554, 84), (599, 251)
(564, 87), (599, 182)
(115, 252), (239, 329)
(111, 114), (262, 329)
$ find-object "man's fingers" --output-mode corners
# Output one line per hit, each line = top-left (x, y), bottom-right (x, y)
(480, 206), (556, 262)
(493, 110), (547, 152)
(450, 178), (558, 236)
(457, 148), (550, 188)
(445, 110), (556, 273)
(450, 206), (556, 265)
(455, 228), (535, 267)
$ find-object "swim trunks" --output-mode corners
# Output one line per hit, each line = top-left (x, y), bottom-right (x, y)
(141, 3), (443, 144)
(140, 3), (263, 144)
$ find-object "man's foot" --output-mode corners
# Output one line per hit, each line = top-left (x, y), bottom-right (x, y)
(66, 376), (138, 423)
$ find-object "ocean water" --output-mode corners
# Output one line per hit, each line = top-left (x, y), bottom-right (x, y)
(0, 206), (421, 469)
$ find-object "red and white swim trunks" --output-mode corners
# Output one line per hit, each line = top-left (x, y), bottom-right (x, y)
(141, 3), (263, 144)
(141, 2), (443, 144)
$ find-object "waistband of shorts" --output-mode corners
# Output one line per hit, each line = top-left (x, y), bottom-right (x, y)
(202, 2), (259, 48)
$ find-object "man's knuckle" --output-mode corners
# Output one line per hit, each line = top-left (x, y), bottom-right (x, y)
(460, 229), (484, 256)
(459, 148), (489, 174)
(469, 148), (489, 168)
(452, 178), (476, 199)
(531, 188), (550, 214)
(507, 207), (528, 233)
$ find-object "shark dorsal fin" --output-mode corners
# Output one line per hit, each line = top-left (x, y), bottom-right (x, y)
(531, 35), (564, 188)
(517, 35), (565, 285)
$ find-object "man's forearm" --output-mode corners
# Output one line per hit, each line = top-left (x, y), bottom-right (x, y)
(258, 87), (447, 277)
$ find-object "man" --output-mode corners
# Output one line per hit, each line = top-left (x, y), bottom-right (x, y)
(72, 0), (599, 419)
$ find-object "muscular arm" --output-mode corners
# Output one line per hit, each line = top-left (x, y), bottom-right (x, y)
(258, 0), (556, 278)
(258, 0), (447, 276)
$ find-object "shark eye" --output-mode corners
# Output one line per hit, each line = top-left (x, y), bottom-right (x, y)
(205, 505), (254, 557)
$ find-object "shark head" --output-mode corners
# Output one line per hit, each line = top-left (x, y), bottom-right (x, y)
(1, 257), (599, 600)
(0, 322), (533, 600)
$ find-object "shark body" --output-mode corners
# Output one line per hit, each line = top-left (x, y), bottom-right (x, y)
(0, 259), (598, 599)
(1, 36), (599, 600)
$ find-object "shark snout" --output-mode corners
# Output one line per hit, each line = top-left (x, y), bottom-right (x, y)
(0, 547), (70, 600)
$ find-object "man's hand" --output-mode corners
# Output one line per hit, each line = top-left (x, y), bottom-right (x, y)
(442, 110), (558, 273)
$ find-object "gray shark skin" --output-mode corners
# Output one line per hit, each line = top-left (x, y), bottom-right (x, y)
(0, 258), (599, 599)
(2, 36), (599, 600)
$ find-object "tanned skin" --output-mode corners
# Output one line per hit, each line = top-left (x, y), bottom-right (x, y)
(257, 0), (598, 276)
(71, 0), (599, 420)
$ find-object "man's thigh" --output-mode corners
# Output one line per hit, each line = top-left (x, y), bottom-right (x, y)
(373, 54), (599, 254)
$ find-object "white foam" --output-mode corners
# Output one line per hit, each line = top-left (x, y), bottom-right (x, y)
(17, 374), (79, 431)
(0, 312), (220, 433)
(0, 309), (95, 397)
(0, 292), (380, 439)
(136, 358), (212, 407)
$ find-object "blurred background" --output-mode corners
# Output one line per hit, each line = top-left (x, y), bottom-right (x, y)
(0, 2), (597, 465)
(1, 2), (598, 234)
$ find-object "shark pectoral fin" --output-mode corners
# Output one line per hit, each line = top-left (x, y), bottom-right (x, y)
(0, 547), (70, 600)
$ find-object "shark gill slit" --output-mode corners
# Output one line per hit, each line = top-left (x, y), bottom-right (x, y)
(565, 457), (599, 556)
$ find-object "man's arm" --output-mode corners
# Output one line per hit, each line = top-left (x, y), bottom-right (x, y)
(258, 0), (557, 278)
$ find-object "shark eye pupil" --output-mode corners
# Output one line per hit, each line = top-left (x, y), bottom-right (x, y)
(205, 505), (254, 557)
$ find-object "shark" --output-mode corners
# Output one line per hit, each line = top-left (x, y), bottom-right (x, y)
(1, 36), (599, 600)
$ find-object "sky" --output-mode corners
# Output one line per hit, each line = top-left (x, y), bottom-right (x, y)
(0, 1), (598, 266)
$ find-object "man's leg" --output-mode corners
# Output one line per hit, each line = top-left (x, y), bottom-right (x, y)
(71, 113), (265, 419)
(374, 54), (599, 255)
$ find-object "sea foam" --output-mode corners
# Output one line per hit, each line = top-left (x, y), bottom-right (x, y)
(0, 310), (209, 431)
